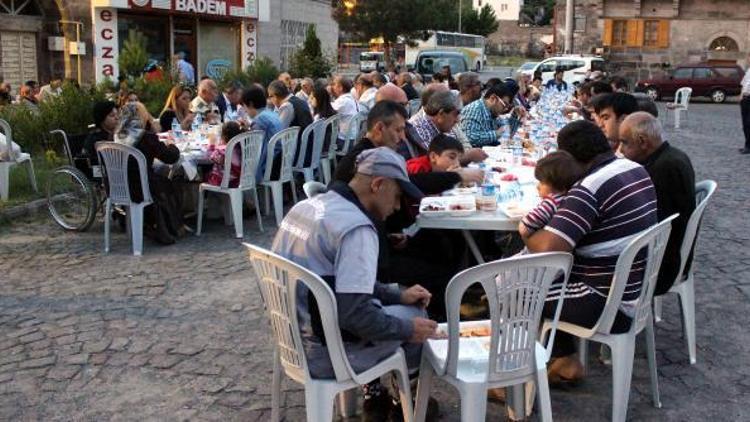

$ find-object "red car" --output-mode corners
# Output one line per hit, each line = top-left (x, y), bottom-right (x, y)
(635, 63), (744, 103)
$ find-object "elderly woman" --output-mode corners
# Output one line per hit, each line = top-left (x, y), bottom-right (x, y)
(114, 103), (183, 244)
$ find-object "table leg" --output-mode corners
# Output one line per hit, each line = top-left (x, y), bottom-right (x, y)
(462, 230), (484, 264)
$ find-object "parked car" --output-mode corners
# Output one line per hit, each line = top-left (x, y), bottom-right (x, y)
(411, 51), (469, 82)
(519, 55), (606, 85)
(635, 63), (744, 103)
(516, 61), (539, 76)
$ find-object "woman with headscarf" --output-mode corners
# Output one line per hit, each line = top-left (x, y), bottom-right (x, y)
(83, 100), (119, 166)
(114, 103), (183, 244)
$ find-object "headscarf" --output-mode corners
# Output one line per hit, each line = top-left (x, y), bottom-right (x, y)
(114, 103), (145, 147)
(93, 100), (116, 129)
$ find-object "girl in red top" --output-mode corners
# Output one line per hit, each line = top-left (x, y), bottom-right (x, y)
(206, 121), (244, 187)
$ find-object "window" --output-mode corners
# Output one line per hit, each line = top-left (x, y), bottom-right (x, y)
(673, 68), (693, 79)
(710, 36), (739, 52)
(693, 68), (714, 79)
(715, 67), (740, 78)
(644, 20), (659, 47)
(539, 60), (557, 73)
(590, 60), (605, 72)
(612, 20), (628, 46)
(501, 4), (508, 12)
(575, 16), (586, 32)
(280, 20), (309, 70)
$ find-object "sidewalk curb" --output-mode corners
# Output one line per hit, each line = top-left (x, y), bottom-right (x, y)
(0, 197), (48, 223)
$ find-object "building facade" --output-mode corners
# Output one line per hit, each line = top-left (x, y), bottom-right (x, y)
(473, 0), (524, 21)
(0, 0), (338, 92)
(554, 0), (750, 81)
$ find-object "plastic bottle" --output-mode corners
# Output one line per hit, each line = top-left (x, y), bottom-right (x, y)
(477, 168), (497, 212)
(171, 118), (181, 140)
(191, 114), (200, 132)
(512, 136), (523, 166)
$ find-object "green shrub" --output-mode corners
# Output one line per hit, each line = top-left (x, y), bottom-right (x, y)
(219, 56), (280, 90)
(289, 25), (334, 79)
(119, 30), (149, 78)
(132, 75), (175, 117)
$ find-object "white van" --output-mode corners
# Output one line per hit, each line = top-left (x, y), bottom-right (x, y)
(521, 56), (607, 86)
(359, 52), (385, 72)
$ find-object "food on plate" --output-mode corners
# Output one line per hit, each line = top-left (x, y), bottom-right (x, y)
(423, 203), (446, 212)
(522, 158), (537, 167)
(459, 326), (491, 337)
(449, 204), (470, 211)
(500, 173), (518, 182)
(491, 166), (506, 173)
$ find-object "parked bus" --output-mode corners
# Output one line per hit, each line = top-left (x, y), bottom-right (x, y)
(405, 31), (485, 72)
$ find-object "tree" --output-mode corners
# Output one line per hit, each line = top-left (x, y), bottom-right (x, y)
(118, 30), (148, 78)
(463, 4), (500, 36)
(521, 0), (556, 26)
(333, 0), (432, 66)
(289, 25), (334, 78)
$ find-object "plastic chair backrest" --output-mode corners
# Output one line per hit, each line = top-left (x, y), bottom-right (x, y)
(676, 180), (717, 279)
(263, 126), (300, 183)
(0, 119), (15, 161)
(593, 215), (678, 335)
(324, 115), (341, 158)
(223, 130), (264, 189)
(303, 181), (327, 198)
(293, 120), (326, 170)
(95, 142), (153, 205)
(245, 243), (359, 384)
(675, 87), (692, 108)
(443, 253), (573, 382)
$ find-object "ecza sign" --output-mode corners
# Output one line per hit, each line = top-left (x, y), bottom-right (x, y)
(94, 8), (118, 82)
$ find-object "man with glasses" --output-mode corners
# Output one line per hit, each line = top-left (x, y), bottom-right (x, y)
(459, 82), (518, 147)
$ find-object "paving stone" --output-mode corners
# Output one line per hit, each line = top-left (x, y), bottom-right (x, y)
(46, 366), (81, 381)
(108, 338), (130, 352)
(17, 331), (45, 344)
(148, 355), (184, 370)
(18, 356), (56, 370)
(62, 354), (90, 365)
(82, 339), (111, 353)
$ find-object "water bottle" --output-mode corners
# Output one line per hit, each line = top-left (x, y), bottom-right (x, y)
(191, 115), (199, 132)
(171, 118), (181, 140)
(512, 137), (523, 165)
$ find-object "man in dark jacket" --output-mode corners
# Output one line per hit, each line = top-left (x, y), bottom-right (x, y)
(619, 112), (696, 295)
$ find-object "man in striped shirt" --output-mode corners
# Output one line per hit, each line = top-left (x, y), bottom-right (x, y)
(521, 120), (658, 382)
(458, 83), (517, 147)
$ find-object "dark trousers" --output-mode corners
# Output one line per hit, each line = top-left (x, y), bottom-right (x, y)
(741, 96), (750, 149)
(542, 292), (633, 357)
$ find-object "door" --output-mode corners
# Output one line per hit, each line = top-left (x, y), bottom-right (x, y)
(173, 18), (197, 78)
(691, 67), (715, 97)
(667, 67), (693, 97)
(0, 31), (37, 96)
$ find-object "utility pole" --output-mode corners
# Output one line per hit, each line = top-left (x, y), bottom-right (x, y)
(564, 0), (574, 53)
(458, 0), (462, 33)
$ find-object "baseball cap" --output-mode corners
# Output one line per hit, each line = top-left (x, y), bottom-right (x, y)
(355, 147), (424, 200)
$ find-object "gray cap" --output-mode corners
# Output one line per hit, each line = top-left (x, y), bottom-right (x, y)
(355, 147), (424, 199)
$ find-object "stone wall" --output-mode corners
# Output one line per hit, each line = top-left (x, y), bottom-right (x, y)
(486, 21), (554, 58)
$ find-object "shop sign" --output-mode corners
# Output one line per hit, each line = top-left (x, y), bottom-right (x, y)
(126, 0), (257, 18)
(241, 20), (257, 68)
(93, 8), (119, 82)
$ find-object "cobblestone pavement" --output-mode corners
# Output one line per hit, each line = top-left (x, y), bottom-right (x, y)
(1, 103), (749, 421)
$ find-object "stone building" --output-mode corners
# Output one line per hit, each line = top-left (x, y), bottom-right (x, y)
(0, 0), (338, 93)
(554, 0), (750, 81)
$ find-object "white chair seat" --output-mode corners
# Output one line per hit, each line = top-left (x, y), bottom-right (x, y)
(15, 152), (31, 163)
(0, 119), (37, 201)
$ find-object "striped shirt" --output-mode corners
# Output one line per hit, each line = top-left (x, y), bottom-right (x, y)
(521, 193), (564, 233)
(459, 99), (504, 147)
(544, 156), (657, 314)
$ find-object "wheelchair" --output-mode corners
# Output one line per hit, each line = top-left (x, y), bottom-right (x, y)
(46, 129), (105, 231)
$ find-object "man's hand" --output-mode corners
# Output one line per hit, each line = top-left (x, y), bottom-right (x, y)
(456, 167), (485, 185)
(463, 148), (488, 163)
(409, 317), (439, 343)
(401, 284), (431, 309)
(494, 127), (506, 138)
(387, 233), (408, 250)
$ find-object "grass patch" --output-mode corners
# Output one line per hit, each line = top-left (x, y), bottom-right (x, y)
(0, 156), (58, 211)
(486, 55), (535, 68)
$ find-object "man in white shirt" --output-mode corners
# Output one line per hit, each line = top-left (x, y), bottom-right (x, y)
(740, 55), (750, 154)
(331, 75), (360, 136)
(357, 74), (378, 113)
(189, 79), (221, 124)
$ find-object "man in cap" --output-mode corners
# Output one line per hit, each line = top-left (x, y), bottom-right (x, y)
(272, 146), (439, 418)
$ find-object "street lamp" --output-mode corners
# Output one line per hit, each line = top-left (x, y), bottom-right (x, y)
(458, 0), (462, 33)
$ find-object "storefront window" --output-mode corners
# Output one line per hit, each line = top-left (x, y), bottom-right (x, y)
(118, 14), (170, 67)
(198, 22), (240, 80)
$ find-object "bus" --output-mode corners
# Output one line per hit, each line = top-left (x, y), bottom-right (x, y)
(359, 51), (385, 72)
(406, 31), (486, 72)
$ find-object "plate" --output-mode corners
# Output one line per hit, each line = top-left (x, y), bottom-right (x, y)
(419, 195), (476, 218)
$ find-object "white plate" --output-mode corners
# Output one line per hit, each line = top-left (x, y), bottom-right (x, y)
(420, 195), (476, 218)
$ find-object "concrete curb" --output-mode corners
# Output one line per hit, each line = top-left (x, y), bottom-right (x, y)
(0, 196), (48, 223)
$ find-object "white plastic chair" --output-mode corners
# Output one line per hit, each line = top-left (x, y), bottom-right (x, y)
(292, 120), (326, 183)
(664, 87), (692, 129)
(654, 180), (717, 364)
(335, 113), (364, 161)
(540, 215), (678, 422)
(0, 119), (37, 201)
(260, 127), (300, 227)
(96, 142), (153, 256)
(245, 243), (414, 422)
(319, 115), (340, 185)
(196, 130), (265, 238)
(302, 181), (327, 199)
(415, 252), (574, 422)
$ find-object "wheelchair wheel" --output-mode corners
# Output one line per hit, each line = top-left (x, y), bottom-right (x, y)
(47, 166), (98, 232)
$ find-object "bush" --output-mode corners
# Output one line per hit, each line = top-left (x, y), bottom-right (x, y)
(131, 75), (175, 117)
(219, 57), (280, 91)
(119, 30), (149, 78)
